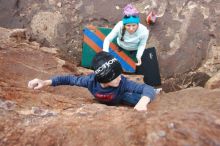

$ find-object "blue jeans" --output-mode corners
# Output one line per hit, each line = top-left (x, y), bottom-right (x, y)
(121, 92), (142, 106)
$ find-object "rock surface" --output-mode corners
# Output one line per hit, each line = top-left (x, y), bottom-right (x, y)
(205, 71), (220, 89)
(0, 27), (220, 146)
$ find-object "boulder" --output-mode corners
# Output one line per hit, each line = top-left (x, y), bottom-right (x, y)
(0, 27), (220, 146)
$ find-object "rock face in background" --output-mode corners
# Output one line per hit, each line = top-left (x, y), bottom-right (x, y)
(0, 0), (219, 78)
(145, 0), (220, 78)
(162, 71), (211, 92)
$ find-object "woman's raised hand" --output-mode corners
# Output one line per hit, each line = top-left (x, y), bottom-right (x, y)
(136, 58), (142, 66)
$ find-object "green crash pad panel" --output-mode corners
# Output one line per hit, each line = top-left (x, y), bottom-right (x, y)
(81, 26), (137, 73)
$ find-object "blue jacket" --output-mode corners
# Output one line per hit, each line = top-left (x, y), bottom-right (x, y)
(51, 73), (155, 105)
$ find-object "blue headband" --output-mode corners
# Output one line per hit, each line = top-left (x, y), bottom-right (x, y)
(122, 16), (140, 25)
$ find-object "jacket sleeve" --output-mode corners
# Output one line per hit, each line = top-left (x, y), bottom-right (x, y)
(136, 28), (149, 60)
(51, 74), (94, 88)
(123, 78), (156, 101)
(103, 21), (122, 52)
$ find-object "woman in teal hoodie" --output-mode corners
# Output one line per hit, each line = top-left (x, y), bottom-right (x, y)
(103, 4), (149, 66)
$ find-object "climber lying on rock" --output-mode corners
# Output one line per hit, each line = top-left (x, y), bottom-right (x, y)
(28, 52), (157, 111)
